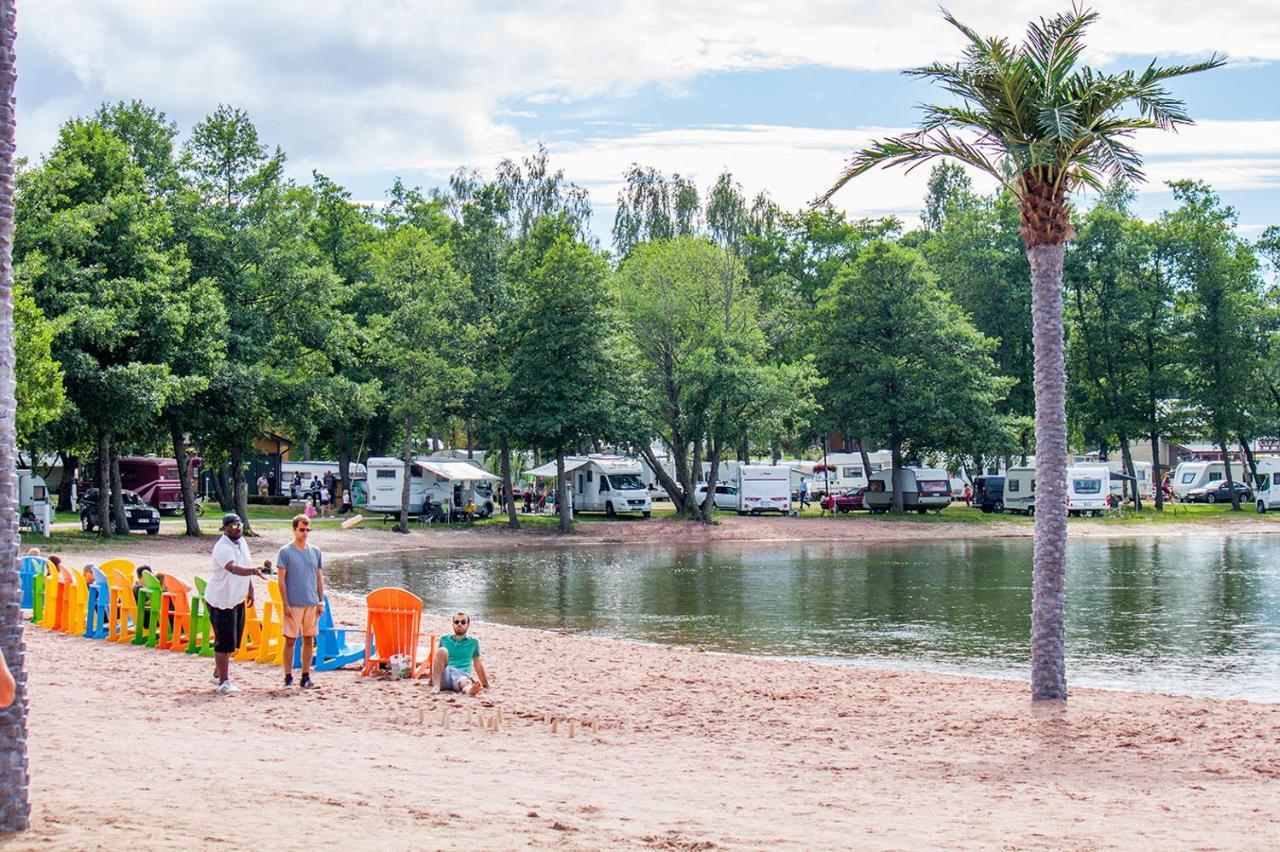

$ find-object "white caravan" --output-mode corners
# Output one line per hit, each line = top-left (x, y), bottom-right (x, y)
(1170, 460), (1226, 498)
(18, 469), (51, 536)
(736, 465), (792, 515)
(1252, 457), (1280, 513)
(1067, 463), (1110, 515)
(1106, 460), (1153, 500)
(1004, 466), (1037, 514)
(864, 467), (952, 513)
(365, 456), (499, 518)
(528, 456), (653, 517)
(811, 451), (891, 497)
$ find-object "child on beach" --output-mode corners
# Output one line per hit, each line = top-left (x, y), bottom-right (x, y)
(431, 612), (488, 696)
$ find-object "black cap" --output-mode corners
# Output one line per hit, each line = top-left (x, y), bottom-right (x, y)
(221, 512), (243, 528)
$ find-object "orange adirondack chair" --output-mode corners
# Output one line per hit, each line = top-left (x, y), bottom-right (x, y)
(106, 567), (140, 643)
(361, 588), (434, 678)
(159, 575), (194, 653)
(58, 566), (88, 635)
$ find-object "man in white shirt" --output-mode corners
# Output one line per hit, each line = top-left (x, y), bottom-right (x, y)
(207, 513), (266, 694)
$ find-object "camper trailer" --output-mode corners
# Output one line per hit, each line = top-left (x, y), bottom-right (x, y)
(1003, 466), (1037, 514)
(18, 469), (51, 535)
(528, 456), (653, 517)
(1105, 459), (1153, 499)
(1067, 463), (1111, 515)
(864, 467), (952, 514)
(365, 456), (499, 518)
(1169, 460), (1226, 498)
(736, 465), (792, 515)
(811, 451), (891, 497)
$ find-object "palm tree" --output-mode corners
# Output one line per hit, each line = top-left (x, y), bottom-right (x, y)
(819, 7), (1222, 701)
(0, 0), (29, 829)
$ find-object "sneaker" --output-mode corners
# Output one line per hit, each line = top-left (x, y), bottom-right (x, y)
(217, 681), (240, 695)
(300, 674), (316, 690)
(209, 674), (220, 686)
(284, 674), (294, 687)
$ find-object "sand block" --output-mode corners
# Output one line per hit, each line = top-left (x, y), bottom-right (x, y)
(340, 514), (364, 529)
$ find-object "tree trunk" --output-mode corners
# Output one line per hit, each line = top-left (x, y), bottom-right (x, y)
(56, 452), (75, 512)
(337, 426), (352, 505)
(640, 444), (686, 516)
(212, 465), (232, 512)
(889, 442), (904, 514)
(1239, 434), (1259, 488)
(1027, 242), (1069, 702)
(229, 443), (251, 534)
(96, 431), (111, 536)
(396, 417), (414, 534)
(556, 448), (571, 533)
(1150, 430), (1164, 511)
(701, 438), (722, 525)
(1220, 438), (1240, 511)
(109, 444), (128, 535)
(170, 416), (201, 536)
(0, 1), (32, 822)
(500, 436), (518, 530)
(1119, 436), (1141, 511)
(856, 438), (873, 489)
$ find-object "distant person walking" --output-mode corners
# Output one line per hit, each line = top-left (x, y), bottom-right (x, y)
(277, 515), (324, 689)
(798, 479), (810, 510)
(207, 513), (267, 694)
(256, 474), (268, 497)
(963, 483), (973, 506)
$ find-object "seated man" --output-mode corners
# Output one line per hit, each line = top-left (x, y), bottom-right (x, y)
(431, 611), (488, 696)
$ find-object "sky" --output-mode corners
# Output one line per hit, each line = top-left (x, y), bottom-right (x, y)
(18, 0), (1280, 242)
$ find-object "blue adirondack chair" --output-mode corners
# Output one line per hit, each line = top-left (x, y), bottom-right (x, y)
(290, 595), (365, 671)
(20, 556), (45, 610)
(84, 566), (112, 639)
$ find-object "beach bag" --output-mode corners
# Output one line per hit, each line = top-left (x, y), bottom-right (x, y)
(304, 503), (317, 519)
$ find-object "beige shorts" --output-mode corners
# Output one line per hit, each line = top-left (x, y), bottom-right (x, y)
(281, 605), (320, 638)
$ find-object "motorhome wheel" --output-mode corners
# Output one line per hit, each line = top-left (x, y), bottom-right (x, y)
(1257, 501), (1266, 514)
(605, 501), (616, 517)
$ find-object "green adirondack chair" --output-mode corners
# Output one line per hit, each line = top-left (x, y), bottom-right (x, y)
(187, 576), (214, 657)
(134, 571), (164, 648)
(30, 562), (46, 624)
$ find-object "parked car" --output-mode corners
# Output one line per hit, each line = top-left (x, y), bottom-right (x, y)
(823, 488), (867, 513)
(1184, 481), (1253, 504)
(79, 488), (161, 534)
(972, 475), (1006, 513)
(693, 483), (739, 511)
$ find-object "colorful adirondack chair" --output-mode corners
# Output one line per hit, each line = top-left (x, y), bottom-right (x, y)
(58, 566), (89, 636)
(257, 580), (285, 665)
(20, 555), (45, 610)
(39, 564), (61, 630)
(85, 567), (112, 639)
(290, 595), (366, 671)
(234, 599), (265, 662)
(159, 575), (194, 652)
(134, 571), (163, 648)
(361, 587), (433, 678)
(106, 568), (140, 644)
(187, 577), (214, 657)
(29, 559), (49, 622)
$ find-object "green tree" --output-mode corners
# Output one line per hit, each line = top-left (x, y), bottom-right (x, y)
(821, 6), (1222, 701)
(13, 284), (65, 446)
(815, 240), (1009, 512)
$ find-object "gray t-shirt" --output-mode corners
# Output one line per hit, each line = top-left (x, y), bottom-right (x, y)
(276, 543), (323, 607)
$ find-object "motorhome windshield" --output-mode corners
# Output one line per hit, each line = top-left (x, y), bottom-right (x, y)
(1072, 478), (1103, 494)
(608, 473), (645, 490)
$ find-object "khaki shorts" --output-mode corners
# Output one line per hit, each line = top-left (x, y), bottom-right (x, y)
(281, 605), (320, 638)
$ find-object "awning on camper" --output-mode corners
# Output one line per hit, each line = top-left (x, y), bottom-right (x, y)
(526, 459), (590, 479)
(413, 460), (500, 482)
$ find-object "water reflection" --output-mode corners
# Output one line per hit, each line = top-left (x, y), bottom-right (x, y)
(329, 536), (1280, 701)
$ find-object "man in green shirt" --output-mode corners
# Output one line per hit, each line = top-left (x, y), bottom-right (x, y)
(431, 611), (488, 696)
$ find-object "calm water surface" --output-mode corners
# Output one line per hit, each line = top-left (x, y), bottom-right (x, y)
(328, 535), (1280, 701)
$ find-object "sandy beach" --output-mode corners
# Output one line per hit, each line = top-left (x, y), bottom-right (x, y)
(12, 519), (1280, 849)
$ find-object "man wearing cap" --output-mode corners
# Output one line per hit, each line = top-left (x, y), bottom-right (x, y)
(208, 513), (266, 694)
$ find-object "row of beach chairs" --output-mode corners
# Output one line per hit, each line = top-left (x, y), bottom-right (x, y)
(19, 556), (438, 677)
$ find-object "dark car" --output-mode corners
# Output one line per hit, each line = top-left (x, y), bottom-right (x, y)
(1185, 480), (1253, 504)
(973, 475), (1006, 513)
(825, 487), (867, 513)
(79, 487), (161, 534)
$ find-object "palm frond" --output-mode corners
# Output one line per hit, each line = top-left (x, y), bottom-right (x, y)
(816, 129), (1009, 206)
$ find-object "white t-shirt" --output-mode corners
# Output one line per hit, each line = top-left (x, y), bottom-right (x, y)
(206, 534), (252, 610)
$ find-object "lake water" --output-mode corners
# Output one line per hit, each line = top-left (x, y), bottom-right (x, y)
(327, 535), (1280, 702)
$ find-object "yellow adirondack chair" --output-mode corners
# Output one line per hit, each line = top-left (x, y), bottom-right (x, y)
(256, 580), (284, 665)
(60, 566), (90, 636)
(106, 567), (140, 643)
(39, 566), (61, 630)
(234, 599), (265, 662)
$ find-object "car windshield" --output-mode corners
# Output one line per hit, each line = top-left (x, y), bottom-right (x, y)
(123, 491), (145, 505)
(609, 473), (645, 490)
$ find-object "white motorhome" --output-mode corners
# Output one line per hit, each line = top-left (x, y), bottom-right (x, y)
(528, 456), (653, 517)
(1169, 460), (1226, 498)
(18, 469), (51, 536)
(1067, 463), (1111, 515)
(1252, 457), (1280, 513)
(736, 465), (792, 515)
(1004, 466), (1037, 514)
(811, 451), (891, 497)
(1106, 459), (1153, 500)
(864, 467), (952, 513)
(365, 456), (499, 518)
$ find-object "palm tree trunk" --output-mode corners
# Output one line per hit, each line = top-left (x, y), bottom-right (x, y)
(0, 0), (31, 827)
(1027, 242), (1069, 702)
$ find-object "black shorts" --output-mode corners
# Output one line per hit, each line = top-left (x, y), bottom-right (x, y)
(209, 603), (246, 654)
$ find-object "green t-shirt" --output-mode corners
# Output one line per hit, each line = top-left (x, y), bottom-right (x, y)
(440, 633), (480, 675)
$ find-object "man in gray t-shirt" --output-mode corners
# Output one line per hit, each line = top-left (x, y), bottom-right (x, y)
(277, 514), (325, 688)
